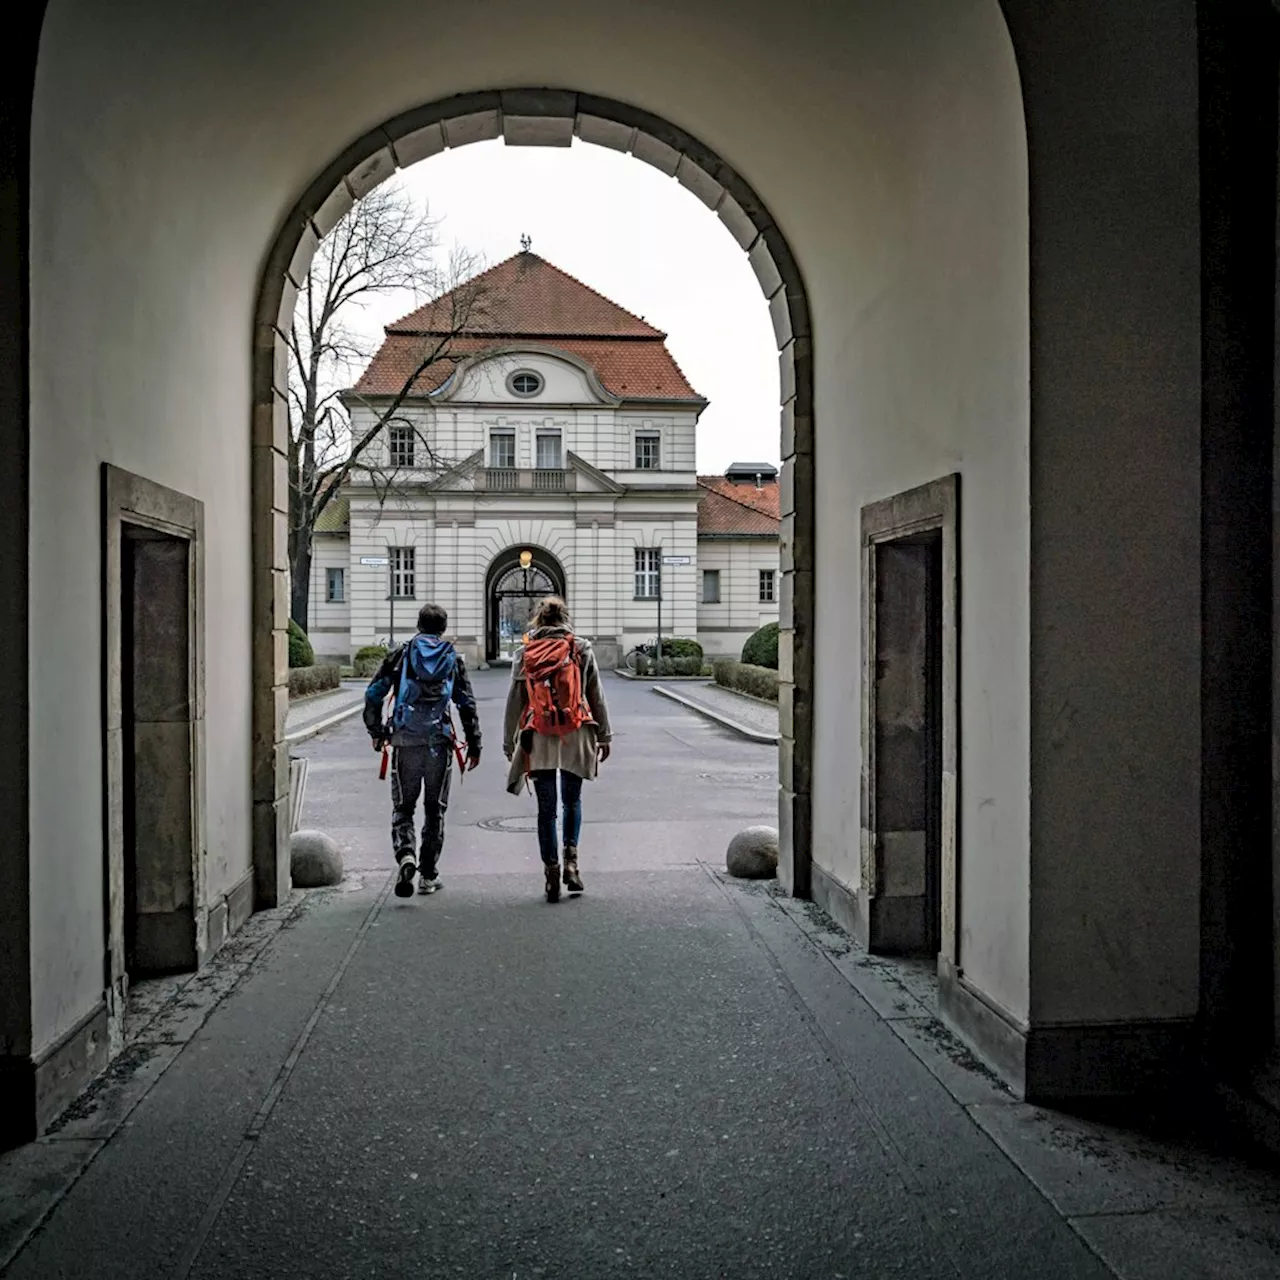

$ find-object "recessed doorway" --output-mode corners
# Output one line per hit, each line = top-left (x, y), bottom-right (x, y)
(856, 475), (959, 964)
(103, 466), (204, 1036)
(485, 547), (566, 663)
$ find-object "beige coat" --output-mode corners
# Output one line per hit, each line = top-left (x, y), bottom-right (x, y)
(503, 629), (613, 793)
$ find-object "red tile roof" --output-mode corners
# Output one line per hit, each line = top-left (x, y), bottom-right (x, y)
(351, 252), (703, 402)
(353, 335), (699, 400)
(388, 252), (664, 338)
(697, 475), (781, 536)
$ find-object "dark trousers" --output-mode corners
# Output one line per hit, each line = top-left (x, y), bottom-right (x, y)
(391, 745), (453, 871)
(532, 770), (583, 866)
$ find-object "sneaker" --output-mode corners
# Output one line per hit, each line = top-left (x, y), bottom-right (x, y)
(394, 856), (417, 898)
(418, 873), (441, 895)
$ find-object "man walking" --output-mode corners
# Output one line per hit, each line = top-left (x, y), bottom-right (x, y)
(363, 603), (481, 897)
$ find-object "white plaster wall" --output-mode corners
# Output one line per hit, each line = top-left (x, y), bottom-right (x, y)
(616, 514), (699, 645)
(614, 411), (696, 479)
(350, 395), (697, 485)
(306, 536), (352, 660)
(29, 0), (1027, 1052)
(452, 351), (603, 406)
(345, 494), (703, 652)
(800, 6), (1030, 1020)
(697, 539), (780, 657)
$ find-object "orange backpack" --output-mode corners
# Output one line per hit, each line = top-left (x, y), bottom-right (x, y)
(521, 635), (591, 738)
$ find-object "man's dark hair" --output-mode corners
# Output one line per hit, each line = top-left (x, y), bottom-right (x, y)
(418, 603), (448, 635)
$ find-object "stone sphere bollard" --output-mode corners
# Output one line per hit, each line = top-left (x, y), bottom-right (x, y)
(726, 826), (779, 879)
(290, 829), (344, 888)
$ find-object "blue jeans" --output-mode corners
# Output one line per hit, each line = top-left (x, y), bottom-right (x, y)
(531, 770), (583, 865)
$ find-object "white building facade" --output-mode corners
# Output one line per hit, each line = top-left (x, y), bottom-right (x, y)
(308, 253), (778, 667)
(695, 465), (781, 657)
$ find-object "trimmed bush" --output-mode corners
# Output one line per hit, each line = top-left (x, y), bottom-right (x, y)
(658, 637), (703, 661)
(714, 660), (780, 703)
(288, 664), (341, 698)
(288, 619), (315, 669)
(741, 622), (780, 671)
(636, 654), (704, 677)
(353, 644), (388, 678)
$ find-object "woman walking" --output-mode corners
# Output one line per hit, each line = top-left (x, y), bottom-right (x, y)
(504, 597), (613, 902)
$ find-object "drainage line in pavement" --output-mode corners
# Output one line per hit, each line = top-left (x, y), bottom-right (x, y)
(169, 875), (395, 1279)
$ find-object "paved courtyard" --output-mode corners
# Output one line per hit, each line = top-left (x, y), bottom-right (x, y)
(2, 671), (1279, 1278)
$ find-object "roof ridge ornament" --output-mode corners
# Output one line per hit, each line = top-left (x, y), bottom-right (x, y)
(520, 233), (532, 252)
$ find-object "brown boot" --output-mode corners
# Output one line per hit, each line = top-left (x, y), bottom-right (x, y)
(544, 862), (561, 903)
(562, 848), (584, 894)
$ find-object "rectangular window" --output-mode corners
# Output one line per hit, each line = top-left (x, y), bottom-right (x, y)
(391, 547), (416, 599)
(326, 566), (345, 603)
(536, 432), (562, 469)
(634, 548), (661, 599)
(389, 425), (416, 469)
(489, 431), (516, 469)
(635, 433), (661, 470)
(759, 568), (776, 603)
(702, 569), (721, 604)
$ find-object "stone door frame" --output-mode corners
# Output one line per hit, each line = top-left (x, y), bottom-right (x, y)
(859, 473), (960, 966)
(101, 464), (206, 1049)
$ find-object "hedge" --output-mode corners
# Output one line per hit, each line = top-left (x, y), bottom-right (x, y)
(354, 644), (388, 678)
(288, 664), (341, 698)
(741, 622), (779, 671)
(288, 619), (315, 669)
(636, 654), (704, 677)
(713, 660), (780, 702)
(656, 637), (703, 661)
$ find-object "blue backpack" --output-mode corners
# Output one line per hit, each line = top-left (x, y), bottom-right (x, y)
(391, 635), (458, 738)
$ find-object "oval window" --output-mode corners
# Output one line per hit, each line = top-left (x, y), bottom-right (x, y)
(508, 370), (543, 397)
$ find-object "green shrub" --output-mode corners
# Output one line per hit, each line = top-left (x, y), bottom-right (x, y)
(658, 637), (703, 661)
(353, 644), (388, 678)
(714, 660), (780, 702)
(288, 664), (340, 698)
(288, 619), (315, 669)
(636, 654), (704, 677)
(741, 622), (780, 671)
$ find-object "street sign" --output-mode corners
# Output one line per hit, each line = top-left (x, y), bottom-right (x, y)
(360, 556), (389, 566)
(661, 555), (691, 565)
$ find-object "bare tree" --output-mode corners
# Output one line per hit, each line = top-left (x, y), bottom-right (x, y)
(285, 182), (489, 628)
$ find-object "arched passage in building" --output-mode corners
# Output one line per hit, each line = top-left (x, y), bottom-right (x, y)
(485, 545), (567, 663)
(22, 0), (1269, 1147)
(249, 90), (818, 918)
(19, 5), (1035, 1137)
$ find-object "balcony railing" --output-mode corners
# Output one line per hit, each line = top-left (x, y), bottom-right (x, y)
(479, 468), (574, 492)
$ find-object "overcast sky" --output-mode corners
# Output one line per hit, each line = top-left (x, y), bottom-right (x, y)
(355, 139), (781, 474)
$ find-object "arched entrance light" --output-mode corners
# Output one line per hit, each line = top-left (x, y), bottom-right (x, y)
(519, 549), (533, 569)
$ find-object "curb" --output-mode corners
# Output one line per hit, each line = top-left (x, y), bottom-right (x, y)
(613, 669), (712, 683)
(652, 685), (779, 744)
(284, 700), (364, 745)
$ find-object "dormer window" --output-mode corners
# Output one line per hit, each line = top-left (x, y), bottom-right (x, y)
(508, 370), (543, 397)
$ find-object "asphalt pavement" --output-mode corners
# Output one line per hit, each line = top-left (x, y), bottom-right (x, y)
(4, 672), (1277, 1279)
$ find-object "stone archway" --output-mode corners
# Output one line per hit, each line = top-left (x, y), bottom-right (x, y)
(484, 545), (567, 664)
(251, 89), (815, 907)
